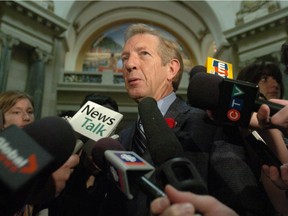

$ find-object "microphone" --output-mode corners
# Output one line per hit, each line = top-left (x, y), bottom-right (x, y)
(91, 137), (165, 199)
(0, 116), (76, 215)
(90, 138), (125, 172)
(138, 97), (184, 166)
(189, 65), (206, 79)
(138, 97), (207, 194)
(23, 116), (76, 170)
(187, 72), (284, 127)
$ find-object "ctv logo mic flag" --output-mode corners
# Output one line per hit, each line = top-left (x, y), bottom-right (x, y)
(206, 57), (233, 79)
(69, 101), (123, 141)
(0, 125), (53, 191)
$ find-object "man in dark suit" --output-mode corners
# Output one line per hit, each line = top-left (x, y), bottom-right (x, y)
(97, 23), (277, 216)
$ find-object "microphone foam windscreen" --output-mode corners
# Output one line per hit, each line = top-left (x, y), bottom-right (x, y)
(138, 97), (183, 166)
(23, 116), (76, 172)
(91, 137), (124, 170)
(189, 65), (207, 79)
(187, 72), (223, 110)
(0, 117), (76, 211)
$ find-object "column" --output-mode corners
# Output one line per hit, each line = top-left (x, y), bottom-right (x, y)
(0, 32), (20, 91)
(26, 48), (51, 120)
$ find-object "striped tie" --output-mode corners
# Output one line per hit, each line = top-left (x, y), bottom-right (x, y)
(133, 120), (147, 155)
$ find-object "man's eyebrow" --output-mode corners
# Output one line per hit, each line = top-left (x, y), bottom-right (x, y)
(121, 46), (149, 57)
(136, 46), (147, 51)
(121, 51), (128, 57)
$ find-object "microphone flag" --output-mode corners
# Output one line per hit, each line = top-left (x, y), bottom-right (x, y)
(104, 150), (154, 199)
(187, 72), (284, 127)
(69, 101), (123, 141)
(0, 125), (53, 193)
(206, 56), (233, 79)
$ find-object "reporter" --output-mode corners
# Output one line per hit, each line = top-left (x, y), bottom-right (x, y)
(0, 90), (34, 128)
(150, 185), (238, 216)
(0, 90), (80, 215)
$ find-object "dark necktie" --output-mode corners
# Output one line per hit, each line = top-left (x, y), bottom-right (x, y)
(133, 120), (146, 155)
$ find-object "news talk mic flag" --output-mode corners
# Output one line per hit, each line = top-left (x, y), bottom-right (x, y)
(69, 101), (123, 141)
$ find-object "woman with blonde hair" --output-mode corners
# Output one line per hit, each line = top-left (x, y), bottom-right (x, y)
(0, 90), (35, 129)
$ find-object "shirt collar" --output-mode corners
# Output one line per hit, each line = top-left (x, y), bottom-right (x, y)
(137, 93), (176, 122)
(157, 92), (176, 116)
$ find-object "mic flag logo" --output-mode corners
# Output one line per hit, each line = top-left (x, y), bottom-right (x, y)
(0, 125), (53, 191)
(20, 154), (38, 174)
(217, 78), (259, 127)
(69, 101), (123, 141)
(115, 152), (146, 166)
(232, 84), (245, 97)
(206, 57), (233, 79)
(0, 137), (38, 174)
(227, 84), (245, 122)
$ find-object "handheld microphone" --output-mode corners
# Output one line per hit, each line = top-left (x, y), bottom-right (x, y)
(187, 72), (284, 127)
(91, 137), (165, 199)
(138, 97), (207, 194)
(105, 150), (165, 200)
(138, 97), (184, 166)
(0, 116), (76, 215)
(189, 65), (206, 79)
(23, 116), (76, 170)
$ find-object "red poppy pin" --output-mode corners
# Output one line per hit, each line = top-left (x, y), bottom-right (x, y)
(165, 118), (176, 128)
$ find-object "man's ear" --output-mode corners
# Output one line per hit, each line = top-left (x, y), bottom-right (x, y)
(167, 59), (180, 80)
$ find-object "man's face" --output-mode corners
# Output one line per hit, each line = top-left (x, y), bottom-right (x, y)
(121, 34), (174, 101)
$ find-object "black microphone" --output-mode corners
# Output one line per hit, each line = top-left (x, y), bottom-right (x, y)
(189, 65), (207, 79)
(0, 116), (76, 215)
(91, 137), (124, 172)
(138, 97), (184, 166)
(138, 97), (207, 194)
(187, 72), (284, 127)
(23, 116), (76, 171)
(91, 137), (165, 199)
(24, 116), (77, 204)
